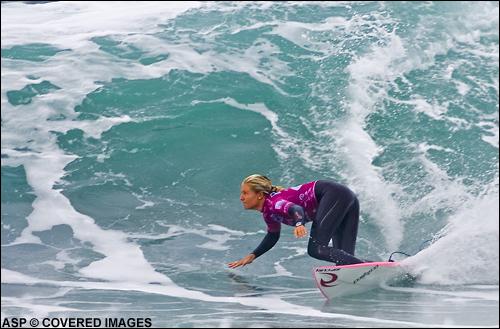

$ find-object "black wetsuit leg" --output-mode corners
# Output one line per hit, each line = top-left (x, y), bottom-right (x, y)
(307, 179), (363, 265)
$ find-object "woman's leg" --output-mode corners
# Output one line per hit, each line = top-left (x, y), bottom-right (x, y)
(335, 197), (359, 255)
(307, 180), (363, 265)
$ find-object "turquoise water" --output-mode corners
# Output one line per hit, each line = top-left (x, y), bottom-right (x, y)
(1, 1), (498, 327)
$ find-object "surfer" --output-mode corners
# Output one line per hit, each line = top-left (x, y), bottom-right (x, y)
(228, 174), (365, 269)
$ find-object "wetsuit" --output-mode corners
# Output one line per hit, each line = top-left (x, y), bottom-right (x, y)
(252, 180), (364, 265)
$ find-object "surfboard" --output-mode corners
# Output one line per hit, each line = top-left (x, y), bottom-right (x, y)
(312, 261), (405, 299)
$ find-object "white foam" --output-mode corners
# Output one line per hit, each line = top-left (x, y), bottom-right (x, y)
(0, 67), (169, 286)
(315, 1), (498, 256)
(1, 296), (78, 318)
(1, 2), (203, 47)
(404, 181), (499, 285)
(212, 97), (324, 183)
(401, 97), (449, 120)
(210, 98), (285, 137)
(135, 200), (155, 210)
(1, 111), (168, 283)
(259, 245), (308, 279)
(464, 48), (500, 59)
(1, 1), (498, 320)
(385, 96), (477, 133)
(397, 141), (484, 257)
(270, 17), (349, 54)
(132, 192), (155, 210)
(411, 144), (476, 210)
(42, 250), (81, 271)
(95, 34), (292, 94)
(1, 1), (274, 288)
(380, 282), (499, 301)
(207, 224), (246, 236)
(340, 30), (408, 252)
(455, 81), (471, 96)
(192, 97), (299, 163)
(481, 129), (499, 148)
(258, 10), (415, 252)
(478, 119), (499, 148)
(1, 286), (75, 317)
(417, 142), (457, 155)
(155, 223), (243, 252)
(1, 268), (451, 327)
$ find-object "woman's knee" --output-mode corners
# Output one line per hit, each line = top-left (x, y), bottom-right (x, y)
(307, 241), (328, 259)
(351, 196), (359, 211)
(307, 241), (319, 258)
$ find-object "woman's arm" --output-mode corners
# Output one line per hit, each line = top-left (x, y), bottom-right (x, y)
(288, 204), (308, 238)
(251, 231), (280, 258)
(287, 204), (306, 225)
(227, 231), (280, 268)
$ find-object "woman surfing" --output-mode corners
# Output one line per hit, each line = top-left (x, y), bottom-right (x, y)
(228, 174), (366, 269)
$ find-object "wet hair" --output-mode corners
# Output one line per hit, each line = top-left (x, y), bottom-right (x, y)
(242, 174), (285, 195)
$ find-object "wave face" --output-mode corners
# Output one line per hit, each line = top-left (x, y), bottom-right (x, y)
(2, 1), (498, 327)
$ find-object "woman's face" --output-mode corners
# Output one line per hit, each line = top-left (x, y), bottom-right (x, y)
(240, 183), (262, 209)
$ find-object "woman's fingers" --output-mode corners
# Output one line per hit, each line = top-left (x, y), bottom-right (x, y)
(228, 258), (248, 268)
(228, 261), (241, 268)
(294, 226), (307, 238)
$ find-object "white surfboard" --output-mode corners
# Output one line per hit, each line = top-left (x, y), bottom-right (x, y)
(312, 261), (404, 299)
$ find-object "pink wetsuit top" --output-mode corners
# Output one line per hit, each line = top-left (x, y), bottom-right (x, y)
(260, 180), (319, 233)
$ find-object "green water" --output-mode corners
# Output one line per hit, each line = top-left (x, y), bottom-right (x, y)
(1, 1), (498, 327)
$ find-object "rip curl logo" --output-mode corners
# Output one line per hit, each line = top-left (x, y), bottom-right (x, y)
(320, 273), (338, 287)
(299, 193), (305, 200)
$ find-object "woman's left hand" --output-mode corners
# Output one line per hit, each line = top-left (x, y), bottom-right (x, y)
(294, 225), (307, 238)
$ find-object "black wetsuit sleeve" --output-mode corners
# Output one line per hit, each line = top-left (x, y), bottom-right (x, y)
(287, 204), (306, 225)
(251, 231), (280, 258)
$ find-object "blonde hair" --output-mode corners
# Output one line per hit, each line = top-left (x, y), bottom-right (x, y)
(242, 174), (285, 194)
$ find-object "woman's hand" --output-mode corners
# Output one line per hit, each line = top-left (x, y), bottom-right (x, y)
(228, 254), (256, 269)
(294, 225), (307, 238)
